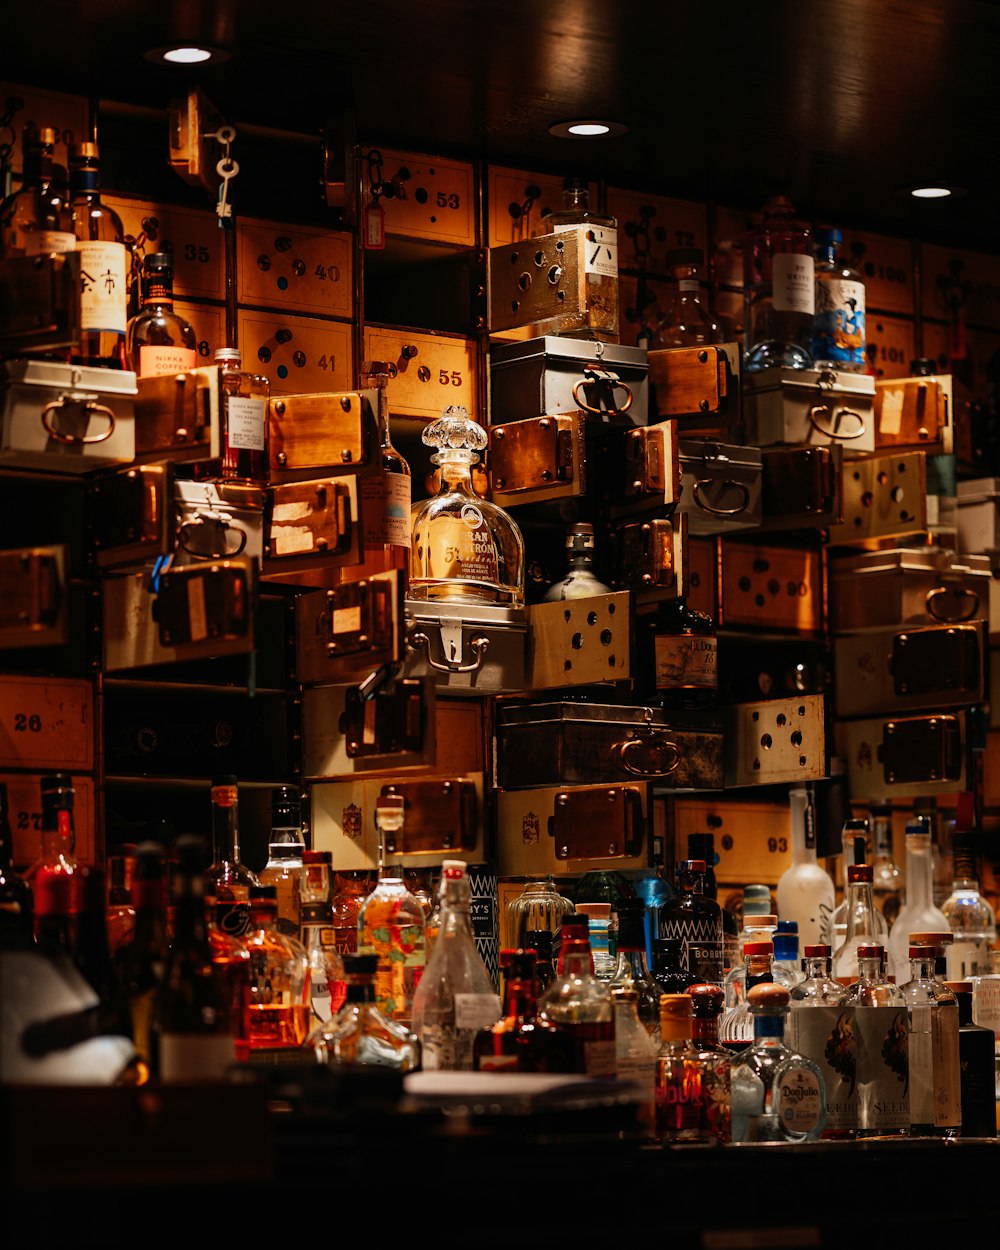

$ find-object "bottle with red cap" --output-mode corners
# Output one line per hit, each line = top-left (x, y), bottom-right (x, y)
(898, 942), (962, 1137)
(538, 928), (616, 1077)
(26, 774), (78, 941)
(832, 862), (881, 985)
(719, 939), (774, 1054)
(788, 943), (856, 1138)
(687, 982), (732, 1142)
(474, 947), (567, 1072)
(844, 943), (910, 1138)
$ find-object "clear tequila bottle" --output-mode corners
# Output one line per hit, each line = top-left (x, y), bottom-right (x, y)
(845, 943), (910, 1137)
(941, 833), (997, 980)
(409, 407), (524, 607)
(833, 864), (882, 985)
(899, 943), (962, 1136)
(788, 944), (856, 1138)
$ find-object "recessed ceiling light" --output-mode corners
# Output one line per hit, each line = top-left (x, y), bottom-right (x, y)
(910, 185), (953, 199)
(549, 119), (629, 139)
(145, 44), (230, 66)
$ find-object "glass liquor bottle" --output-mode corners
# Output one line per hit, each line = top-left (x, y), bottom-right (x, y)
(241, 886), (311, 1050)
(574, 869), (636, 961)
(409, 406), (525, 607)
(556, 912), (594, 976)
(609, 896), (663, 1040)
(654, 992), (703, 1142)
(353, 362), (412, 579)
(845, 943), (910, 1138)
(33, 866), (74, 960)
(544, 522), (611, 601)
(899, 943), (962, 1137)
(126, 251), (197, 377)
(306, 952), (419, 1072)
(26, 773), (78, 937)
(576, 901), (616, 982)
(474, 948), (564, 1073)
(687, 982), (733, 1142)
(944, 979), (998, 1138)
(720, 940), (775, 1054)
(833, 864), (882, 985)
(652, 937), (695, 996)
(118, 840), (168, 1076)
(105, 844), (136, 956)
(357, 795), (426, 1026)
(613, 987), (658, 1132)
(72, 865), (130, 1038)
(300, 850), (346, 1028)
(154, 835), (241, 1082)
(0, 781), (33, 947)
(257, 785), (306, 938)
(544, 176), (618, 343)
(942, 832), (997, 980)
(68, 141), (127, 369)
(204, 774), (259, 940)
(215, 346), (270, 486)
(742, 194), (814, 372)
(652, 247), (723, 348)
(658, 859), (724, 986)
(331, 868), (372, 957)
(636, 596), (718, 711)
(776, 787), (835, 948)
(724, 915), (778, 1008)
(411, 860), (501, 1070)
(811, 227), (866, 372)
(0, 123), (74, 258)
(688, 832), (739, 975)
(772, 921), (803, 989)
(887, 817), (950, 986)
(788, 944), (856, 1139)
(537, 931), (616, 1077)
(870, 799), (902, 929)
(506, 875), (575, 949)
(730, 983), (827, 1142)
(831, 818), (888, 949)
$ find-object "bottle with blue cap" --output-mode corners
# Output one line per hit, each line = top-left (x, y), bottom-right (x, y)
(772, 920), (804, 988)
(811, 226), (866, 372)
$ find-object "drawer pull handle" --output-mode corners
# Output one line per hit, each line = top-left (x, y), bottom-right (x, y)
(926, 585), (979, 622)
(692, 477), (750, 516)
(612, 734), (681, 778)
(808, 403), (866, 441)
(178, 516), (247, 559)
(41, 395), (116, 444)
(408, 630), (490, 674)
(573, 368), (633, 418)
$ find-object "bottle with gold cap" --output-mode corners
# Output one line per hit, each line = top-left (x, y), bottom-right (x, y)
(730, 982), (827, 1143)
(0, 123), (74, 258)
(68, 140), (128, 369)
(654, 992), (703, 1142)
(687, 982), (732, 1142)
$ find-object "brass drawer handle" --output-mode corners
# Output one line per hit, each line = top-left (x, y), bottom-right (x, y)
(41, 395), (116, 444)
(926, 585), (979, 622)
(178, 516), (248, 559)
(612, 734), (681, 778)
(408, 630), (490, 674)
(573, 371), (633, 417)
(808, 403), (866, 440)
(692, 477), (751, 516)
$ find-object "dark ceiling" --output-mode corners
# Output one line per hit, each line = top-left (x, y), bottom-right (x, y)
(2, 0), (998, 249)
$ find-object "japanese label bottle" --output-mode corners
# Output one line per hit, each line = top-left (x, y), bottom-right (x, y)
(215, 345), (270, 485)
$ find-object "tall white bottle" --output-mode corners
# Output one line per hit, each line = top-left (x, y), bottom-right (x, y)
(887, 817), (950, 985)
(776, 789), (835, 948)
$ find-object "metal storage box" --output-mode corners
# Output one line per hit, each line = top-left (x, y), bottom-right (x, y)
(677, 439), (762, 535)
(744, 366), (875, 454)
(828, 547), (991, 633)
(2, 358), (136, 471)
(496, 701), (724, 791)
(489, 335), (648, 426)
(957, 477), (1000, 555)
(402, 600), (527, 694)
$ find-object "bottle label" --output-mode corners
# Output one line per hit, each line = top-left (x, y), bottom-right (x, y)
(159, 1032), (235, 1082)
(932, 1003), (962, 1128)
(678, 278), (700, 292)
(972, 975), (1000, 1038)
(551, 222), (618, 278)
(772, 253), (815, 314)
(812, 277), (865, 365)
(359, 470), (412, 548)
(358, 911), (425, 1021)
(25, 230), (77, 256)
(788, 1006), (858, 1132)
(854, 1005), (910, 1131)
(582, 1037), (617, 1076)
(454, 992), (502, 1029)
(421, 511), (499, 588)
(947, 939), (992, 980)
(908, 1004), (934, 1124)
(654, 635), (718, 690)
(225, 395), (267, 451)
(774, 1063), (824, 1134)
(77, 240), (127, 332)
(138, 344), (198, 377)
(214, 900), (251, 938)
(477, 1053), (520, 1072)
(661, 913), (724, 984)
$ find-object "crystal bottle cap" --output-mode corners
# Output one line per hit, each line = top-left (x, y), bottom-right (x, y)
(421, 407), (487, 464)
(848, 864), (873, 883)
(748, 983), (790, 1011)
(803, 944), (832, 958)
(856, 944), (884, 958)
(743, 940), (774, 956)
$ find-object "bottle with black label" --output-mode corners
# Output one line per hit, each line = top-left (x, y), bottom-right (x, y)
(945, 979), (998, 1138)
(658, 859), (724, 986)
(636, 596), (718, 710)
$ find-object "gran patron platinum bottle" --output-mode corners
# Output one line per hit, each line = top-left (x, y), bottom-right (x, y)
(68, 141), (128, 369)
(126, 251), (197, 377)
(409, 406), (524, 607)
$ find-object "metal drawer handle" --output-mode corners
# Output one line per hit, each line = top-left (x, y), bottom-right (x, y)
(573, 369), (633, 417)
(612, 734), (681, 778)
(178, 516), (248, 559)
(692, 477), (751, 516)
(926, 585), (979, 622)
(408, 630), (490, 674)
(808, 403), (866, 440)
(41, 395), (116, 444)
